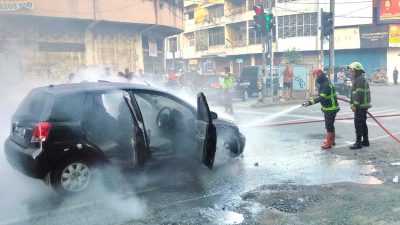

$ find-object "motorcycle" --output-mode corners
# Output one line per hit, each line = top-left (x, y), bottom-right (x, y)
(335, 77), (352, 98)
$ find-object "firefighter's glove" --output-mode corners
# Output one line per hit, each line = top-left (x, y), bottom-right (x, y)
(302, 101), (310, 107)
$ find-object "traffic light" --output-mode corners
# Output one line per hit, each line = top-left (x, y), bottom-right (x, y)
(321, 12), (333, 37)
(265, 13), (274, 31)
(253, 5), (266, 34)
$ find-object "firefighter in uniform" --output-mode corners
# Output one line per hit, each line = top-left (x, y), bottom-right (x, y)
(221, 66), (234, 114)
(348, 62), (371, 149)
(303, 69), (340, 149)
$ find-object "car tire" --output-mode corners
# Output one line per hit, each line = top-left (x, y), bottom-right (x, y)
(50, 156), (94, 195)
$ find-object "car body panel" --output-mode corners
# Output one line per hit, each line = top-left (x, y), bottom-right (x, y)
(197, 92), (217, 169)
(4, 82), (244, 190)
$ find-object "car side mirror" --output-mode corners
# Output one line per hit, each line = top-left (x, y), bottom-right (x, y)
(210, 111), (218, 120)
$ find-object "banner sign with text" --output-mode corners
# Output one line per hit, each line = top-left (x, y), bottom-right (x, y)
(0, 0), (33, 10)
(389, 24), (400, 47)
(360, 25), (389, 48)
(378, 0), (400, 24)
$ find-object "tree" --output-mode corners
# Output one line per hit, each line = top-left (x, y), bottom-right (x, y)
(284, 47), (302, 64)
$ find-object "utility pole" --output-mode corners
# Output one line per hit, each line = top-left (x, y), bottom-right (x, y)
(329, 0), (335, 81)
(268, 0), (273, 99)
(262, 30), (268, 99)
(253, 4), (266, 102)
(320, 8), (324, 70)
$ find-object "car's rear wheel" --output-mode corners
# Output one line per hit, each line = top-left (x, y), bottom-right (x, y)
(50, 157), (93, 195)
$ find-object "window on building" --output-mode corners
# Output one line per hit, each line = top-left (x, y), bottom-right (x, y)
(277, 12), (318, 38)
(142, 35), (149, 49)
(248, 20), (262, 45)
(185, 10), (194, 20)
(208, 27), (225, 46)
(157, 38), (164, 51)
(208, 5), (224, 19)
(185, 32), (195, 46)
(195, 29), (208, 51)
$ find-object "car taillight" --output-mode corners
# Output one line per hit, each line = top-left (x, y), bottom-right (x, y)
(31, 122), (51, 143)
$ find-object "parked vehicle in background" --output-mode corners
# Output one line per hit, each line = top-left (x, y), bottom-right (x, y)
(239, 66), (279, 97)
(193, 74), (249, 102)
(4, 82), (245, 195)
(334, 76), (352, 98)
(369, 67), (388, 85)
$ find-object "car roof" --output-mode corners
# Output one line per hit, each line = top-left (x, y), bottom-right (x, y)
(33, 82), (156, 96)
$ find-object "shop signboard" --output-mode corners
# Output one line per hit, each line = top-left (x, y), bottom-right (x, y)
(334, 28), (360, 50)
(377, 0), (400, 24)
(389, 24), (400, 47)
(0, 0), (33, 10)
(360, 25), (389, 48)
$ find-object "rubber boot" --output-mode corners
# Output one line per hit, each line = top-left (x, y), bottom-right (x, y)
(362, 135), (370, 147)
(323, 130), (336, 145)
(349, 136), (362, 149)
(321, 132), (334, 149)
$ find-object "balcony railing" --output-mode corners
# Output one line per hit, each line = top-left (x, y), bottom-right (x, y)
(248, 37), (262, 45)
(225, 5), (246, 17)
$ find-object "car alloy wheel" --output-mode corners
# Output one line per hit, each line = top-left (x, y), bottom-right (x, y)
(60, 162), (91, 192)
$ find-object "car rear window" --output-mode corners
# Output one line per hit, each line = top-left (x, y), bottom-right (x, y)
(240, 67), (259, 79)
(49, 94), (85, 121)
(14, 90), (51, 120)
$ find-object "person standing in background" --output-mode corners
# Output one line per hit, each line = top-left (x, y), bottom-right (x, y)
(221, 66), (234, 114)
(283, 63), (293, 100)
(393, 67), (398, 85)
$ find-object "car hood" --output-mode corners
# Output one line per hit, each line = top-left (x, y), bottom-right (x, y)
(213, 117), (237, 127)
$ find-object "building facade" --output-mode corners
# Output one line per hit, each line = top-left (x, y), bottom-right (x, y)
(167, 0), (400, 83)
(0, 0), (183, 84)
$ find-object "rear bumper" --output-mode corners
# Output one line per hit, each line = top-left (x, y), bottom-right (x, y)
(4, 137), (48, 179)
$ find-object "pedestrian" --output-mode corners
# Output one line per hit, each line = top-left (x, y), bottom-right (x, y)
(117, 71), (129, 82)
(221, 66), (234, 114)
(348, 62), (371, 149)
(393, 67), (398, 85)
(283, 63), (293, 100)
(336, 67), (346, 95)
(302, 69), (340, 149)
(124, 68), (133, 80)
(68, 72), (77, 83)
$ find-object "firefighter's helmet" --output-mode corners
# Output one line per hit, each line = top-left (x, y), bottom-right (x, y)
(348, 62), (365, 73)
(312, 68), (324, 77)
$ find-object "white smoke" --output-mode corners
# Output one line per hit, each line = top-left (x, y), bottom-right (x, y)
(0, 75), (149, 224)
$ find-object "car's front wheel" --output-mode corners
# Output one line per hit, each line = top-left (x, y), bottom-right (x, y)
(50, 157), (93, 195)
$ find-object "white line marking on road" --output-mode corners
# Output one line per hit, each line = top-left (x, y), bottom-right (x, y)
(334, 132), (400, 149)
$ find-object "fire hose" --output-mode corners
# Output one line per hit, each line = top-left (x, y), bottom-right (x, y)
(336, 96), (400, 144)
(255, 97), (400, 144)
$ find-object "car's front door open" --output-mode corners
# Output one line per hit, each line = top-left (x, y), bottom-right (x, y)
(196, 92), (217, 169)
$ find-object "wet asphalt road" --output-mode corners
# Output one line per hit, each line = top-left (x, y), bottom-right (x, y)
(0, 85), (399, 225)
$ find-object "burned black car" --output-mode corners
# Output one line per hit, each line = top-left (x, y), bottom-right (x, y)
(4, 82), (245, 195)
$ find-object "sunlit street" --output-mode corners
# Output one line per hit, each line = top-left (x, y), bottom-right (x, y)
(2, 0), (400, 224)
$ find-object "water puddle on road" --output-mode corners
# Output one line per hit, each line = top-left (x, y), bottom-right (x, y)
(200, 208), (244, 224)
